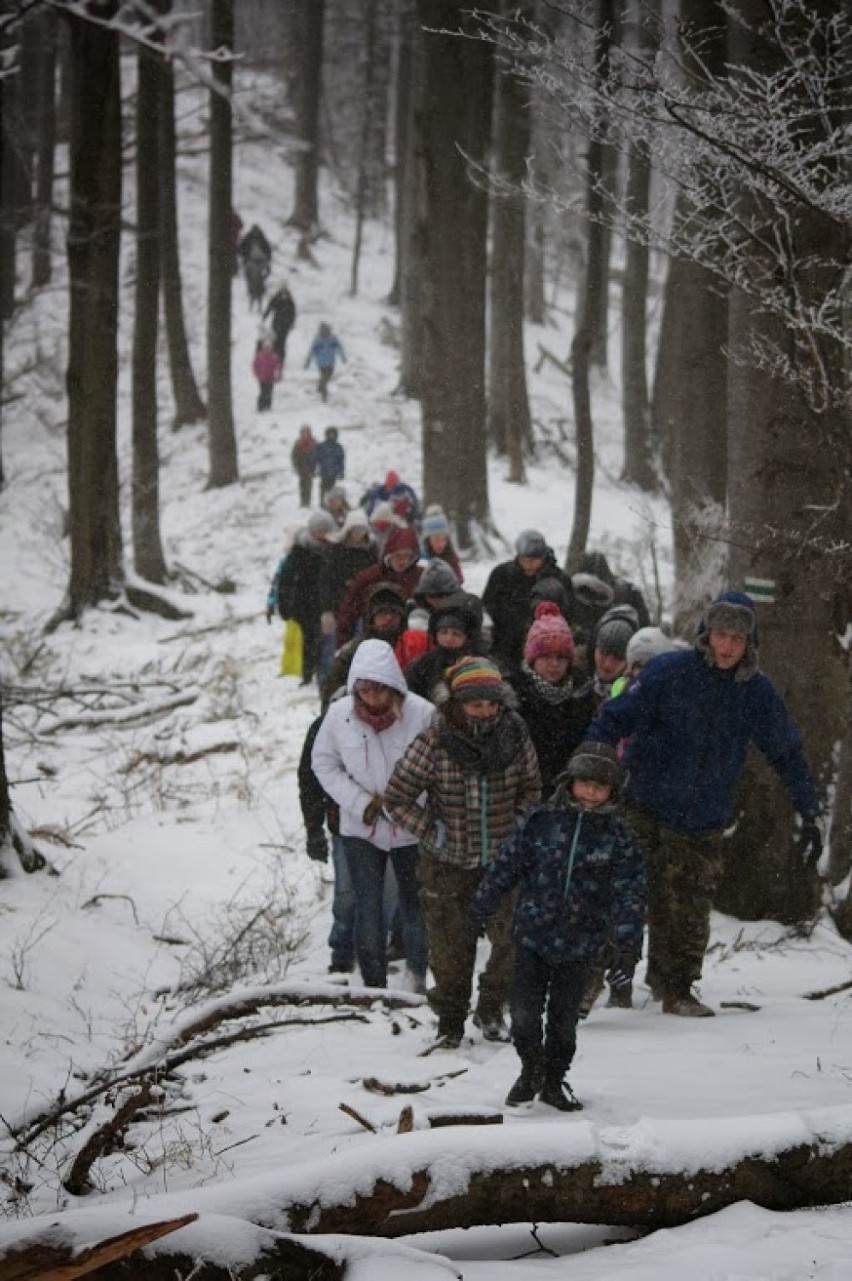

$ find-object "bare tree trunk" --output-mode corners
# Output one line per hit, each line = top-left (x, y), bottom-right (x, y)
(290, 0), (325, 233)
(487, 3), (532, 481)
(132, 19), (167, 584)
(386, 0), (414, 308)
(586, 0), (616, 372)
(397, 6), (427, 399)
(65, 1), (123, 616)
(350, 0), (379, 297)
(206, 0), (239, 489)
(718, 0), (850, 925)
(416, 2), (493, 544)
(31, 6), (57, 290)
(159, 45), (205, 428)
(0, 18), (20, 322)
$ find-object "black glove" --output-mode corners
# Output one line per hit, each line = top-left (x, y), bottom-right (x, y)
(606, 956), (636, 990)
(306, 829), (329, 863)
(797, 817), (823, 871)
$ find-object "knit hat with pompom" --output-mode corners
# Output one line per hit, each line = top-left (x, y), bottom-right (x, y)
(523, 601), (576, 665)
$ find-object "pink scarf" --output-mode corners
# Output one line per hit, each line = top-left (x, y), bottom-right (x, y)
(353, 693), (401, 733)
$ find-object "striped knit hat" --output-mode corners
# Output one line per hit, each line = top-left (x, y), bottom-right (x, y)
(445, 655), (505, 703)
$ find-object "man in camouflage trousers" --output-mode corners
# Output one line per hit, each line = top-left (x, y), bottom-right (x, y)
(588, 591), (822, 1017)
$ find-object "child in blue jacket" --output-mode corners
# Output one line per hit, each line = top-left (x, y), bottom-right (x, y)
(305, 322), (346, 402)
(472, 742), (645, 1112)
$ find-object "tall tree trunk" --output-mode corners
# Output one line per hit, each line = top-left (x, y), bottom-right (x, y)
(565, 0), (612, 571)
(132, 20), (167, 584)
(716, 0), (850, 924)
(652, 0), (728, 634)
(65, 2), (123, 617)
(31, 6), (57, 290)
(386, 1), (414, 309)
(206, 0), (239, 489)
(487, 4), (532, 482)
(397, 6), (427, 399)
(159, 47), (205, 428)
(289, 0), (325, 232)
(0, 15), (20, 322)
(416, 2), (493, 544)
(586, 0), (616, 372)
(350, 0), (379, 297)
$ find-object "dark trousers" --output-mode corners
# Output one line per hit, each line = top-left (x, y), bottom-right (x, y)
(510, 944), (590, 1078)
(257, 381), (273, 412)
(328, 836), (399, 970)
(317, 366), (333, 402)
(297, 471), (313, 507)
(342, 837), (427, 988)
(622, 803), (723, 992)
(418, 855), (514, 1025)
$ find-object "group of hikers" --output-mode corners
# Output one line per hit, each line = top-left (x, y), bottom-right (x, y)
(268, 483), (823, 1113)
(238, 221), (347, 412)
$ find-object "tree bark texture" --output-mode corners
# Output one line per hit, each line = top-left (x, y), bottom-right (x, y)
(397, 4), (427, 399)
(132, 28), (168, 584)
(584, 0), (615, 373)
(159, 49), (206, 428)
(349, 0), (379, 298)
(65, 2), (124, 615)
(416, 1), (493, 543)
(206, 0), (239, 488)
(488, 5), (533, 481)
(290, 0), (325, 232)
(719, 0), (851, 924)
(31, 6), (57, 290)
(386, 2), (414, 308)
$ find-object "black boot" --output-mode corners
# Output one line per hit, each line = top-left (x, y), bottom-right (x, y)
(505, 1052), (544, 1106)
(539, 1072), (583, 1112)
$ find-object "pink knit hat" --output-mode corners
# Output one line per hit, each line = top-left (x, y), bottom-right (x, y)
(524, 602), (576, 665)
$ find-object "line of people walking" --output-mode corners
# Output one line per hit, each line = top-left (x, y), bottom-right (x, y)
(267, 515), (822, 1112)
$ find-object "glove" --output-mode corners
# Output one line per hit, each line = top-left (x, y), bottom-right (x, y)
(363, 794), (385, 826)
(265, 606), (274, 624)
(606, 956), (636, 990)
(797, 816), (823, 871)
(321, 610), (336, 636)
(306, 829), (329, 863)
(431, 817), (447, 851)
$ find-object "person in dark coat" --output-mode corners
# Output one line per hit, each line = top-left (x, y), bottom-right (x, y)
(321, 580), (410, 711)
(472, 742), (645, 1111)
(298, 715), (353, 972)
(579, 551), (650, 630)
(319, 510), (376, 625)
(314, 426), (346, 502)
(406, 592), (485, 703)
(239, 224), (272, 310)
(589, 604), (642, 702)
(509, 603), (595, 797)
(263, 282), (297, 362)
(587, 591), (822, 1017)
(335, 525), (422, 648)
(276, 510), (336, 684)
(482, 530), (574, 674)
(291, 424), (318, 508)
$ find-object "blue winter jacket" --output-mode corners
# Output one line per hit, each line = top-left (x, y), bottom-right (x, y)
(305, 334), (345, 371)
(471, 801), (646, 967)
(314, 439), (345, 486)
(587, 647), (819, 831)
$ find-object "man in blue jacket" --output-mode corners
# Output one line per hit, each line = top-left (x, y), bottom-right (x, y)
(588, 591), (822, 1017)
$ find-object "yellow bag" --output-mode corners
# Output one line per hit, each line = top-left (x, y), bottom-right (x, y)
(280, 619), (303, 677)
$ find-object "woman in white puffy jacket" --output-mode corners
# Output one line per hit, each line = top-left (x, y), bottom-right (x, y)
(312, 639), (434, 989)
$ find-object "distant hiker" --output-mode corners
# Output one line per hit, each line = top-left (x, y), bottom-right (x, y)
(472, 742), (645, 1111)
(363, 471), (421, 530)
(482, 530), (575, 675)
(291, 425), (318, 508)
(323, 483), (350, 529)
(589, 604), (642, 702)
(276, 510), (336, 684)
(421, 504), (463, 582)
(239, 224), (272, 311)
(263, 281), (297, 362)
(335, 525), (422, 648)
(305, 322), (346, 402)
(251, 331), (282, 413)
(314, 426), (346, 502)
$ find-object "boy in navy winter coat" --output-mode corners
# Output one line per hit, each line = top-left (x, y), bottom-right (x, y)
(472, 742), (645, 1112)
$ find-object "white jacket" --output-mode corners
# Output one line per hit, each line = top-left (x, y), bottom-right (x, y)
(311, 640), (434, 850)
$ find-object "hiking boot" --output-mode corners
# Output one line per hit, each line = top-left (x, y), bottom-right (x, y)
(662, 987), (715, 1017)
(436, 1018), (465, 1049)
(539, 1074), (583, 1112)
(605, 982), (633, 1010)
(472, 1010), (511, 1042)
(505, 1054), (544, 1107)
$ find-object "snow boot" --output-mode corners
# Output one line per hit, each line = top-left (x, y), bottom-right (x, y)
(539, 1073), (583, 1112)
(662, 984), (715, 1017)
(505, 1051), (544, 1107)
(605, 982), (633, 1009)
(472, 1009), (511, 1042)
(435, 1017), (465, 1049)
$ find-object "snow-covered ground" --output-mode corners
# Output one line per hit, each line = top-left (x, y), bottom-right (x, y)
(1, 66), (852, 1280)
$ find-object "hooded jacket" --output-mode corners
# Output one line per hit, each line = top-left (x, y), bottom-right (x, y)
(334, 525), (423, 647)
(311, 640), (435, 850)
(587, 594), (819, 831)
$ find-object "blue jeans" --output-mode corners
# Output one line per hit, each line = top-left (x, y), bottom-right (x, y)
(342, 837), (427, 988)
(328, 836), (400, 969)
(510, 944), (590, 1077)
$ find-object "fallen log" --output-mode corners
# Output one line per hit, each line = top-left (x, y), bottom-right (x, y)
(0, 1214), (197, 1281)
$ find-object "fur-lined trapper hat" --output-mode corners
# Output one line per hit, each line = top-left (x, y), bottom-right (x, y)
(696, 590), (759, 681)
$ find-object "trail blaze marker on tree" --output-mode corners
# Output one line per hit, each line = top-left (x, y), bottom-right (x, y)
(744, 577), (776, 604)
